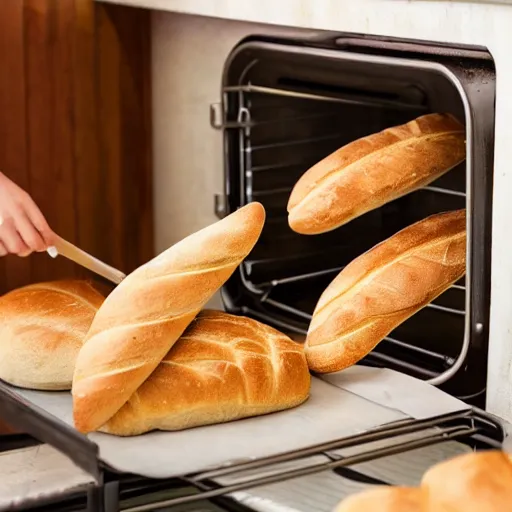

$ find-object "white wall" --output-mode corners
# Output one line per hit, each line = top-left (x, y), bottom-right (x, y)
(151, 12), (316, 251)
(151, 13), (316, 308)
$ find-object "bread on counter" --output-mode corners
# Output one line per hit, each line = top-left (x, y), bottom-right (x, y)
(0, 280), (104, 390)
(422, 451), (512, 511)
(72, 202), (266, 434)
(100, 310), (310, 436)
(287, 113), (465, 235)
(334, 451), (512, 511)
(334, 487), (424, 512)
(305, 209), (466, 373)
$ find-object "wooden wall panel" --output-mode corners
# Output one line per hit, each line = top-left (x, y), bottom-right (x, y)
(0, 2), (31, 292)
(0, 0), (153, 433)
(0, 0), (153, 292)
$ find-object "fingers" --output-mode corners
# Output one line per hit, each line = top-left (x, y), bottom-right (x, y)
(0, 217), (31, 256)
(15, 210), (47, 252)
(22, 193), (56, 246)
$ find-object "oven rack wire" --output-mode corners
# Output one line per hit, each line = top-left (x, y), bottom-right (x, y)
(83, 409), (506, 511)
(0, 370), (503, 512)
(215, 84), (470, 387)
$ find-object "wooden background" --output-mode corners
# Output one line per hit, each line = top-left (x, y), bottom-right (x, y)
(0, 0), (153, 293)
(0, 0), (153, 433)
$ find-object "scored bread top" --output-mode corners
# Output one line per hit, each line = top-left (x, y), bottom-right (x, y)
(72, 202), (266, 433)
(100, 310), (311, 436)
(0, 280), (104, 390)
(287, 113), (465, 235)
(305, 209), (466, 373)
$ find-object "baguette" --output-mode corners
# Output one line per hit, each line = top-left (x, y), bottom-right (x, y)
(305, 209), (466, 373)
(100, 310), (310, 436)
(0, 280), (104, 390)
(288, 113), (465, 235)
(334, 487), (424, 512)
(72, 203), (266, 433)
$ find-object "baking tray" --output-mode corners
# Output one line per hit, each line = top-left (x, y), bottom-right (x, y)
(0, 367), (506, 511)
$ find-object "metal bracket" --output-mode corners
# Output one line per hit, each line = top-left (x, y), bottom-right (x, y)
(214, 194), (227, 219)
(210, 103), (254, 130)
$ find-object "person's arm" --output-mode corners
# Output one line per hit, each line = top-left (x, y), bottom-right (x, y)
(0, 172), (56, 256)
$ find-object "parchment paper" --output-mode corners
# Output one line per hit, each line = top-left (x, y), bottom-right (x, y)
(11, 367), (471, 480)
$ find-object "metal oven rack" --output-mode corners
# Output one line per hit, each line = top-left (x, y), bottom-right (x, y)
(0, 379), (505, 512)
(213, 39), (495, 402)
(217, 84), (467, 385)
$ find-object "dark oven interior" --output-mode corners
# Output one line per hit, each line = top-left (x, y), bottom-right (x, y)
(219, 36), (495, 405)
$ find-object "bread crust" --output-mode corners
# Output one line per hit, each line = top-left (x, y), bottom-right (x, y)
(72, 203), (266, 433)
(100, 310), (310, 436)
(305, 209), (466, 373)
(0, 280), (104, 390)
(288, 113), (465, 235)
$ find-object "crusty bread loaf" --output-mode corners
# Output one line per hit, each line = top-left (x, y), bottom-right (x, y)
(72, 203), (266, 433)
(288, 113), (465, 235)
(422, 451), (512, 512)
(100, 310), (310, 436)
(305, 209), (466, 373)
(334, 451), (512, 511)
(0, 280), (104, 390)
(334, 487), (424, 512)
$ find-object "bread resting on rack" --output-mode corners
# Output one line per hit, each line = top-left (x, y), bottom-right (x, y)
(334, 451), (512, 511)
(287, 113), (466, 235)
(100, 310), (311, 436)
(305, 209), (466, 373)
(72, 202), (266, 434)
(0, 280), (104, 391)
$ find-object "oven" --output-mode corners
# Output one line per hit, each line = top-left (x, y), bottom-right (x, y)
(1, 11), (511, 512)
(215, 34), (495, 405)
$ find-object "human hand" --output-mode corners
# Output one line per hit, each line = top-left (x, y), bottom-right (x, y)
(0, 172), (56, 257)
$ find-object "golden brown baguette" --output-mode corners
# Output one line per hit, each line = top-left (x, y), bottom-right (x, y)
(72, 203), (266, 433)
(334, 487), (425, 512)
(421, 451), (512, 512)
(305, 209), (466, 373)
(100, 310), (310, 436)
(287, 113), (465, 235)
(0, 280), (104, 390)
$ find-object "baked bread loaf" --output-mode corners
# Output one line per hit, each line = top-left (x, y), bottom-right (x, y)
(287, 113), (465, 235)
(334, 487), (424, 512)
(0, 280), (104, 390)
(100, 310), (310, 436)
(72, 203), (266, 433)
(305, 209), (466, 373)
(334, 451), (512, 511)
(422, 451), (512, 511)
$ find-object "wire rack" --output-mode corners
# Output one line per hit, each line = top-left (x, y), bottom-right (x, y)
(218, 84), (470, 388)
(98, 409), (502, 511)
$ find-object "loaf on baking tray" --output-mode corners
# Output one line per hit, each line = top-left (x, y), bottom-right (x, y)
(305, 209), (466, 373)
(287, 113), (465, 235)
(100, 310), (310, 436)
(0, 280), (104, 390)
(334, 451), (512, 512)
(72, 202), (266, 434)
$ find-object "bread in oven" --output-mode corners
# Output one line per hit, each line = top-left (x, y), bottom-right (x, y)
(287, 113), (465, 235)
(305, 209), (466, 373)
